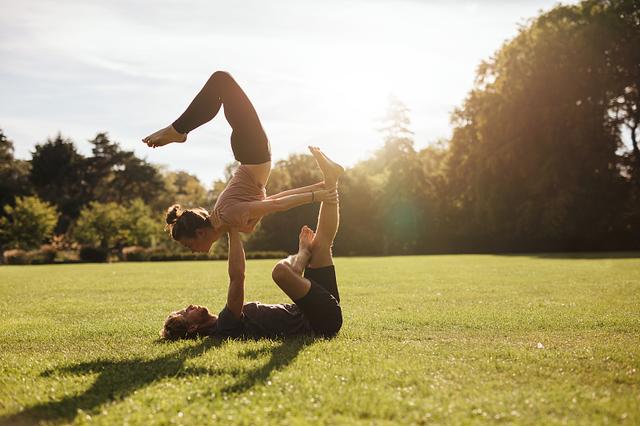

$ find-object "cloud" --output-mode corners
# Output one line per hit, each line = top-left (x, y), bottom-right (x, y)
(1, 0), (576, 184)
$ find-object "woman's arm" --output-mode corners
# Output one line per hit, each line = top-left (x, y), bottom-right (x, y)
(245, 189), (337, 219)
(226, 231), (246, 319)
(266, 182), (325, 200)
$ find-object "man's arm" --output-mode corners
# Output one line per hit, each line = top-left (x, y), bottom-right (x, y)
(226, 230), (245, 319)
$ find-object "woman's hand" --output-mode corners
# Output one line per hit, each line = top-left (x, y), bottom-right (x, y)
(313, 189), (338, 204)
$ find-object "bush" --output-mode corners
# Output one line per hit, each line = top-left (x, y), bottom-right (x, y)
(123, 200), (163, 247)
(29, 244), (57, 264)
(145, 249), (225, 262)
(0, 196), (58, 250)
(149, 253), (181, 261)
(79, 246), (109, 263)
(3, 249), (29, 265)
(122, 246), (149, 261)
(137, 250), (287, 262)
(113, 249), (289, 262)
(56, 250), (79, 263)
(74, 202), (126, 250)
(74, 200), (163, 252)
(246, 251), (288, 260)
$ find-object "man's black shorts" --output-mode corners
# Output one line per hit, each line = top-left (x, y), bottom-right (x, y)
(293, 265), (342, 338)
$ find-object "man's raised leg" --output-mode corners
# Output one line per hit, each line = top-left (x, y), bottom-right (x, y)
(272, 147), (342, 301)
(307, 147), (341, 268)
(271, 227), (314, 301)
(270, 199), (339, 301)
(307, 197), (339, 269)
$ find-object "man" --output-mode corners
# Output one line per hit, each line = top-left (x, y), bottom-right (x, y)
(160, 147), (343, 340)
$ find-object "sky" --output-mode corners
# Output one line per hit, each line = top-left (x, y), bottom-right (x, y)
(0, 0), (576, 186)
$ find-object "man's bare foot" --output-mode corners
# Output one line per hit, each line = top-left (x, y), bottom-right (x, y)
(299, 225), (315, 253)
(308, 146), (344, 188)
(142, 125), (187, 148)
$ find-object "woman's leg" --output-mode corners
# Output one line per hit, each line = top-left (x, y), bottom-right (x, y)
(172, 72), (258, 134)
(144, 71), (271, 165)
(266, 182), (325, 200)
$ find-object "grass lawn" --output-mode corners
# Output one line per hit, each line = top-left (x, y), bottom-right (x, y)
(0, 254), (639, 425)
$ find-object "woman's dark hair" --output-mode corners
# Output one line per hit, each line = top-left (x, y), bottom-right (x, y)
(165, 204), (212, 241)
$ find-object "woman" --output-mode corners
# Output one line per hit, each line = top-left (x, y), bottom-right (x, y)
(143, 71), (342, 252)
(160, 148), (343, 339)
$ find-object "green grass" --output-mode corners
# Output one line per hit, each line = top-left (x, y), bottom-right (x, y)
(1, 254), (639, 425)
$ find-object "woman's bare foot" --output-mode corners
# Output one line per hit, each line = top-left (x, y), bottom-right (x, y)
(308, 146), (344, 188)
(142, 125), (187, 148)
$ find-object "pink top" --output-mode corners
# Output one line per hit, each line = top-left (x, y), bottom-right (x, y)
(212, 165), (266, 232)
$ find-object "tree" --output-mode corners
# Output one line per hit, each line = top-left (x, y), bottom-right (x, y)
(73, 202), (128, 250)
(0, 196), (58, 250)
(332, 164), (385, 255)
(87, 133), (165, 206)
(0, 129), (32, 212)
(30, 134), (90, 233)
(378, 98), (424, 253)
(153, 169), (210, 212)
(445, 0), (639, 251)
(73, 200), (162, 250)
(122, 199), (163, 247)
(353, 97), (430, 254)
(30, 132), (167, 235)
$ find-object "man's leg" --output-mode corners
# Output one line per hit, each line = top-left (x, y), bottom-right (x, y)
(306, 147), (341, 268)
(271, 236), (313, 301)
(272, 197), (343, 337)
(307, 198), (338, 269)
(272, 147), (342, 301)
(271, 197), (339, 301)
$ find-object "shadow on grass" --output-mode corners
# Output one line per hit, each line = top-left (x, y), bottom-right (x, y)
(220, 337), (312, 395)
(0, 337), (313, 426)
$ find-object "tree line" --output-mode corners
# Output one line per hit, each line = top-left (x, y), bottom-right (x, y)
(1, 0), (638, 259)
(0, 131), (215, 260)
(247, 0), (640, 254)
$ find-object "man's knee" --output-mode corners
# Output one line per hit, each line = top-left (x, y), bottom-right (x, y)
(271, 262), (288, 283)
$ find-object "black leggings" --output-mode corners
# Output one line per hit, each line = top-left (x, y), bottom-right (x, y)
(172, 71), (271, 164)
(294, 265), (342, 338)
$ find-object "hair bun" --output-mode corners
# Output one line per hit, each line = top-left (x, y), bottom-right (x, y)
(165, 204), (183, 225)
